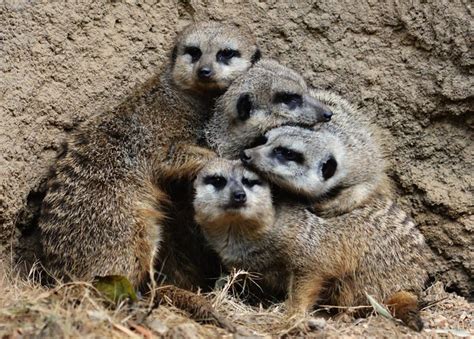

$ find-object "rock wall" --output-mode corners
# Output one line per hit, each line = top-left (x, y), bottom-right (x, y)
(1, 1), (472, 296)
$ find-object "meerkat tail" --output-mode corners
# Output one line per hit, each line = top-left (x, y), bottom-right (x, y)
(158, 285), (237, 333)
(385, 291), (423, 331)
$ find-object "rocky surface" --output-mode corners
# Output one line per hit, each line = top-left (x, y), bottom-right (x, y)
(1, 1), (472, 296)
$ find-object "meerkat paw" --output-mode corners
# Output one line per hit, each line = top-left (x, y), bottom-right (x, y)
(286, 274), (324, 317)
(163, 143), (217, 179)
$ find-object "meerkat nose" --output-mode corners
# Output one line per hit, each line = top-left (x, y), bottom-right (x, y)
(198, 67), (213, 80)
(240, 150), (252, 164)
(323, 110), (333, 122)
(232, 190), (247, 204)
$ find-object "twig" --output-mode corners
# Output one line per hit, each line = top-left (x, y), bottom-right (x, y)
(420, 297), (448, 311)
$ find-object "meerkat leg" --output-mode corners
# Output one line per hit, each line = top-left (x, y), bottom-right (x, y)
(385, 291), (423, 331)
(162, 143), (217, 180)
(287, 274), (325, 316)
(132, 179), (170, 288)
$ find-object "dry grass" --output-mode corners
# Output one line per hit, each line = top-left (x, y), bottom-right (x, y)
(1, 261), (472, 338)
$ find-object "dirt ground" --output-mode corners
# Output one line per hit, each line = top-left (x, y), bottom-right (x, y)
(0, 265), (473, 338)
(0, 0), (472, 336)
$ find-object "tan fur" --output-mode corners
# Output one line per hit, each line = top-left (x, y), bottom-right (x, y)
(386, 291), (423, 331)
(308, 90), (393, 216)
(39, 22), (259, 288)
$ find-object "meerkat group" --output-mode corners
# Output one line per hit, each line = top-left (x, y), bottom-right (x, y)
(37, 20), (430, 331)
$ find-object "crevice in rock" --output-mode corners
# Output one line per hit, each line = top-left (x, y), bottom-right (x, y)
(13, 175), (50, 275)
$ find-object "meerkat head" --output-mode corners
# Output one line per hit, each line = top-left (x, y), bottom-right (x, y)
(241, 120), (387, 203)
(170, 22), (260, 96)
(241, 126), (345, 198)
(193, 158), (274, 236)
(205, 59), (333, 158)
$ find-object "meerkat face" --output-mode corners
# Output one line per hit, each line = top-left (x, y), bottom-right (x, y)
(241, 125), (347, 199)
(171, 22), (260, 95)
(193, 159), (274, 233)
(206, 59), (333, 158)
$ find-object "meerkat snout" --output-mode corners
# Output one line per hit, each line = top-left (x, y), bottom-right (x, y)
(197, 66), (213, 80)
(305, 94), (333, 122)
(230, 187), (247, 207)
(194, 159), (274, 229)
(323, 110), (333, 121)
(240, 150), (252, 164)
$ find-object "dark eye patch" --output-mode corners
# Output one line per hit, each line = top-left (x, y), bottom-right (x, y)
(273, 146), (304, 164)
(247, 135), (268, 149)
(321, 156), (337, 180)
(203, 175), (227, 189)
(273, 92), (303, 110)
(216, 49), (241, 64)
(251, 48), (262, 64)
(236, 93), (252, 121)
(184, 46), (202, 63)
(242, 177), (263, 188)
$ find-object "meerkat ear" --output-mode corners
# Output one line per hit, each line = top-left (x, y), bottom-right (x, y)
(251, 48), (262, 64)
(237, 93), (252, 121)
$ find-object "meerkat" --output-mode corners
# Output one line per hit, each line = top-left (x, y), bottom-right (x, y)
(194, 157), (428, 331)
(38, 22), (261, 289)
(204, 59), (333, 159)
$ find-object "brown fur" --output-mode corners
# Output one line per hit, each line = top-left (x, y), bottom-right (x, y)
(386, 291), (423, 331)
(38, 22), (259, 288)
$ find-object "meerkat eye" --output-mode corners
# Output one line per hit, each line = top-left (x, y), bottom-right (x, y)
(273, 92), (303, 110)
(184, 46), (202, 63)
(236, 93), (252, 121)
(216, 48), (240, 63)
(203, 175), (227, 189)
(321, 156), (337, 180)
(273, 146), (304, 163)
(242, 177), (263, 188)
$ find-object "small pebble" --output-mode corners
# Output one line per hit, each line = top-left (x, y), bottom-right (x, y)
(146, 318), (168, 335)
(306, 317), (326, 330)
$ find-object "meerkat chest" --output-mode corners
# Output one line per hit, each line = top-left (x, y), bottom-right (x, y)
(210, 232), (281, 273)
